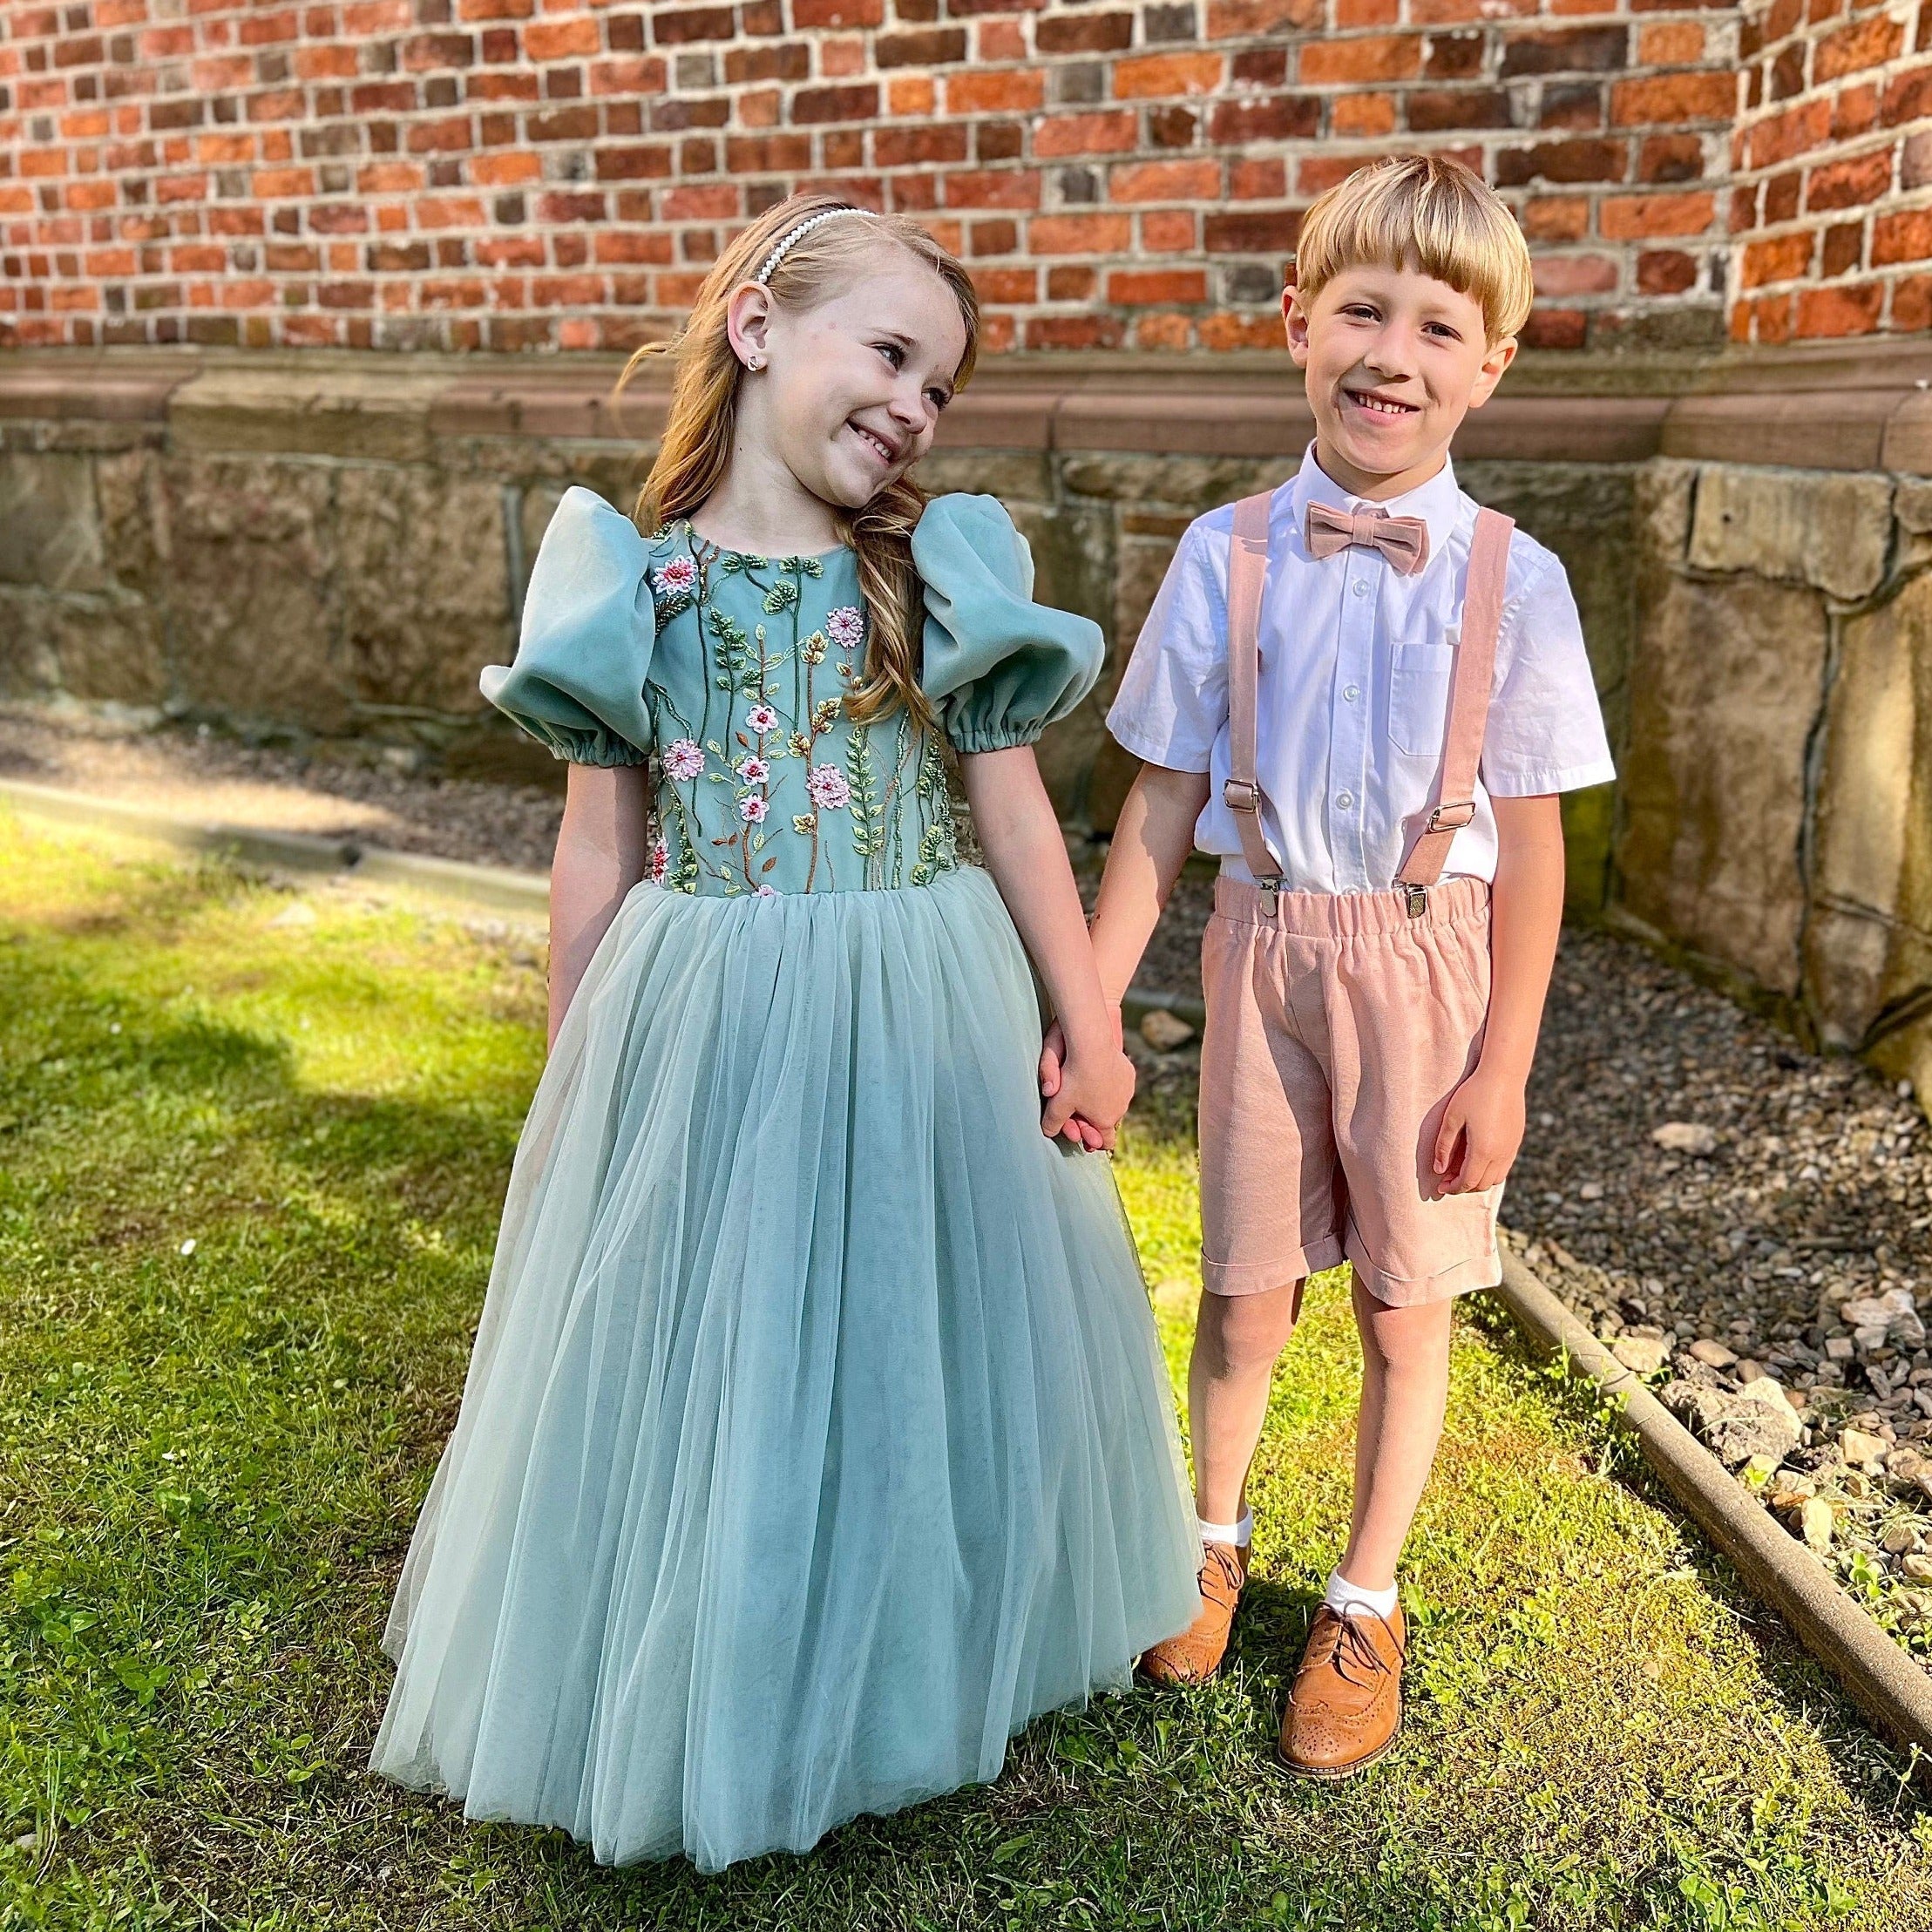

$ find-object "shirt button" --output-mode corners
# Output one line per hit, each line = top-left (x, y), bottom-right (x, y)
(1352, 580), (1369, 598)
(1343, 683), (1359, 702)
(1336, 790), (1355, 810)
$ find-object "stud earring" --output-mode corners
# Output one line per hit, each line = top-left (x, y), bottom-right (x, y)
(746, 355), (764, 371)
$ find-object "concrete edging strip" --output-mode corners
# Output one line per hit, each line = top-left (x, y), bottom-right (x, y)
(0, 778), (549, 918)
(1492, 1249), (1932, 1774)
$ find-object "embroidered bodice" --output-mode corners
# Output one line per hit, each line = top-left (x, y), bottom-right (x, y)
(482, 490), (1104, 900)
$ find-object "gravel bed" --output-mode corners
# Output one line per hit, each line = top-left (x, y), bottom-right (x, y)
(15, 705), (1931, 1666)
(0, 702), (565, 874)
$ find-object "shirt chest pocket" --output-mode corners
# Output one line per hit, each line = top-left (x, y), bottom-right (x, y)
(1386, 639), (1455, 758)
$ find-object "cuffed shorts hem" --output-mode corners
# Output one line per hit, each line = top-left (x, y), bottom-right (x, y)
(1346, 1235), (1502, 1309)
(1200, 1232), (1346, 1298)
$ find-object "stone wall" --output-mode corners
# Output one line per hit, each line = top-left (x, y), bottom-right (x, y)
(3, 341), (1931, 1099)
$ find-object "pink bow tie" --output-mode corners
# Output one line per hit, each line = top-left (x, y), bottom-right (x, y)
(1305, 499), (1430, 575)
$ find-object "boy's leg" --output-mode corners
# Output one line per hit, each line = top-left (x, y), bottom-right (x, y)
(1337, 1272), (1454, 1591)
(1189, 1276), (1305, 1526)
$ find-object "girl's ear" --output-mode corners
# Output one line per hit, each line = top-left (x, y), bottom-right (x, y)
(726, 282), (775, 370)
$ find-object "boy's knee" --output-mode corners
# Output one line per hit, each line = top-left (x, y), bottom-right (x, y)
(1196, 1280), (1302, 1377)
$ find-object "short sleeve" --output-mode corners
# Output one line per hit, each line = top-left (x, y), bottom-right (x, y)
(912, 493), (1103, 753)
(1104, 510), (1231, 775)
(1481, 539), (1617, 797)
(478, 486), (656, 768)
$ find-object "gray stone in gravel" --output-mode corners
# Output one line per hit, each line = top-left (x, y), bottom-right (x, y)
(1664, 1377), (1803, 1468)
(1881, 1521), (1922, 1555)
(1689, 1338), (1739, 1368)
(1800, 1496), (1836, 1551)
(1612, 1332), (1671, 1374)
(1906, 1554), (1932, 1583)
(1651, 1122), (1718, 1156)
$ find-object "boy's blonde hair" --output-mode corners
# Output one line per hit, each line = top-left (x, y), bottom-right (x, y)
(616, 194), (980, 729)
(1292, 155), (1534, 345)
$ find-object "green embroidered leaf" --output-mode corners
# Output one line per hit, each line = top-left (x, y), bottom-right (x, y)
(762, 579), (800, 614)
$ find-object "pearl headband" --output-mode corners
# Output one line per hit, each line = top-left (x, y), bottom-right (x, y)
(752, 206), (873, 286)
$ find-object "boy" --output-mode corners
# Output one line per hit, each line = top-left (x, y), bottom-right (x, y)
(1064, 155), (1614, 1776)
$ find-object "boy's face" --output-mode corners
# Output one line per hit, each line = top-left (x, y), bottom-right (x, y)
(1284, 261), (1516, 498)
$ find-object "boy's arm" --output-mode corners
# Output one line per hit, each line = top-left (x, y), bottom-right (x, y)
(1091, 763), (1214, 1007)
(1041, 762), (1210, 1099)
(1434, 791), (1565, 1193)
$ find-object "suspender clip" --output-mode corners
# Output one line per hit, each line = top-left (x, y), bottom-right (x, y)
(1426, 800), (1477, 833)
(1223, 778), (1259, 813)
(1402, 882), (1428, 919)
(1258, 875), (1282, 917)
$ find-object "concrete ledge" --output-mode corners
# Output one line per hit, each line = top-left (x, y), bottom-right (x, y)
(4, 347), (1930, 474)
(1492, 1247), (1932, 1779)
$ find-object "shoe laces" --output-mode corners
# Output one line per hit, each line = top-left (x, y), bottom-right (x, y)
(1199, 1542), (1244, 1603)
(1308, 1607), (1405, 1691)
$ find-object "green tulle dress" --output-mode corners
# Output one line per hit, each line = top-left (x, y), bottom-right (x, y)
(368, 487), (1199, 1871)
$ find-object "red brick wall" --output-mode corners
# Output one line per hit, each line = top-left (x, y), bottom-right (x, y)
(0, 0), (1915, 356)
(1730, 0), (1931, 341)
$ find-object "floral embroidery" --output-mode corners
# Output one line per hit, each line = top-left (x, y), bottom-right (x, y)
(663, 738), (705, 782)
(807, 764), (851, 811)
(640, 529), (961, 898)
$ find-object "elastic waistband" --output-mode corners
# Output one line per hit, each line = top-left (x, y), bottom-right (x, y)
(1213, 871), (1490, 938)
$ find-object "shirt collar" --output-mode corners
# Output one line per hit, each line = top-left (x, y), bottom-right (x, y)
(1286, 443), (1464, 569)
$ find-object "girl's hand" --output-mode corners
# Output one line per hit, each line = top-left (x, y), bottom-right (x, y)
(1432, 1063), (1527, 1195)
(1041, 1034), (1135, 1150)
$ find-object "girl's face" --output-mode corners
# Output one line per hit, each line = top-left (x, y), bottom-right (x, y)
(728, 255), (969, 510)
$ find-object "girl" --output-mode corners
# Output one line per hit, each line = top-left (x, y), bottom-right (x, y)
(368, 195), (1198, 1873)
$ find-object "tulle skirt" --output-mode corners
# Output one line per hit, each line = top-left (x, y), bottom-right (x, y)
(369, 865), (1200, 1872)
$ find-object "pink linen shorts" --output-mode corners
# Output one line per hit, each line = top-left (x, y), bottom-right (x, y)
(1198, 871), (1502, 1309)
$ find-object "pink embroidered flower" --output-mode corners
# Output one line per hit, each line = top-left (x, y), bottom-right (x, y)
(663, 738), (704, 782)
(807, 763), (851, 811)
(754, 883), (779, 899)
(653, 556), (696, 596)
(736, 756), (770, 783)
(739, 794), (769, 824)
(744, 702), (779, 735)
(826, 605), (864, 651)
(648, 838), (668, 885)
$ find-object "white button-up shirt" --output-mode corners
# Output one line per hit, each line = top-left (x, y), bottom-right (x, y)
(1106, 445), (1617, 894)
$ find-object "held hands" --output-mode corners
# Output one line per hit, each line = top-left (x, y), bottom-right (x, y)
(1433, 1061), (1528, 1195)
(1038, 1014), (1134, 1153)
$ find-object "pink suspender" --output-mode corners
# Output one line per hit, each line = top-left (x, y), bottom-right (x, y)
(1219, 493), (1515, 918)
(1221, 491), (1278, 903)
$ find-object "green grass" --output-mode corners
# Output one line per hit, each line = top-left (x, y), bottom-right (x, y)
(2, 817), (1929, 1932)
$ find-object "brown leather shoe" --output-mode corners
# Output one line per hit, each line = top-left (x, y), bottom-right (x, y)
(1274, 1602), (1407, 1779)
(1138, 1541), (1249, 1685)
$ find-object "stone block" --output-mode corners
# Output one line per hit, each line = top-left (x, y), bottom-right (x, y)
(93, 449), (166, 595)
(170, 365), (438, 464)
(0, 588), (164, 705)
(1688, 465), (1893, 602)
(917, 450), (1053, 504)
(0, 452), (106, 592)
(336, 466), (512, 716)
(1615, 572), (1827, 993)
(159, 456), (345, 731)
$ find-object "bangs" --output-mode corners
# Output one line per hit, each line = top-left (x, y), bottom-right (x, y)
(1295, 156), (1535, 342)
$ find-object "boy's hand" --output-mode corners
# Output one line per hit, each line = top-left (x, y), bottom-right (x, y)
(1433, 1062), (1526, 1195)
(1041, 1037), (1136, 1151)
(1041, 1007), (1128, 1149)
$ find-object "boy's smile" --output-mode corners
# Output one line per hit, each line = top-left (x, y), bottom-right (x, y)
(1285, 262), (1516, 502)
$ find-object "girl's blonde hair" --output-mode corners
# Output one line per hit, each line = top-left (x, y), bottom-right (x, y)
(1292, 154), (1535, 344)
(618, 194), (980, 727)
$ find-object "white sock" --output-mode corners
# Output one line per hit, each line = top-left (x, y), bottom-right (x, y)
(1325, 1569), (1399, 1621)
(1196, 1509), (1253, 1549)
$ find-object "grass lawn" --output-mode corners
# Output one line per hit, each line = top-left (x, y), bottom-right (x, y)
(3, 818), (1930, 1932)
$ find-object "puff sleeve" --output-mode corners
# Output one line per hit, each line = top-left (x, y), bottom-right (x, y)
(912, 493), (1104, 755)
(478, 486), (656, 767)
